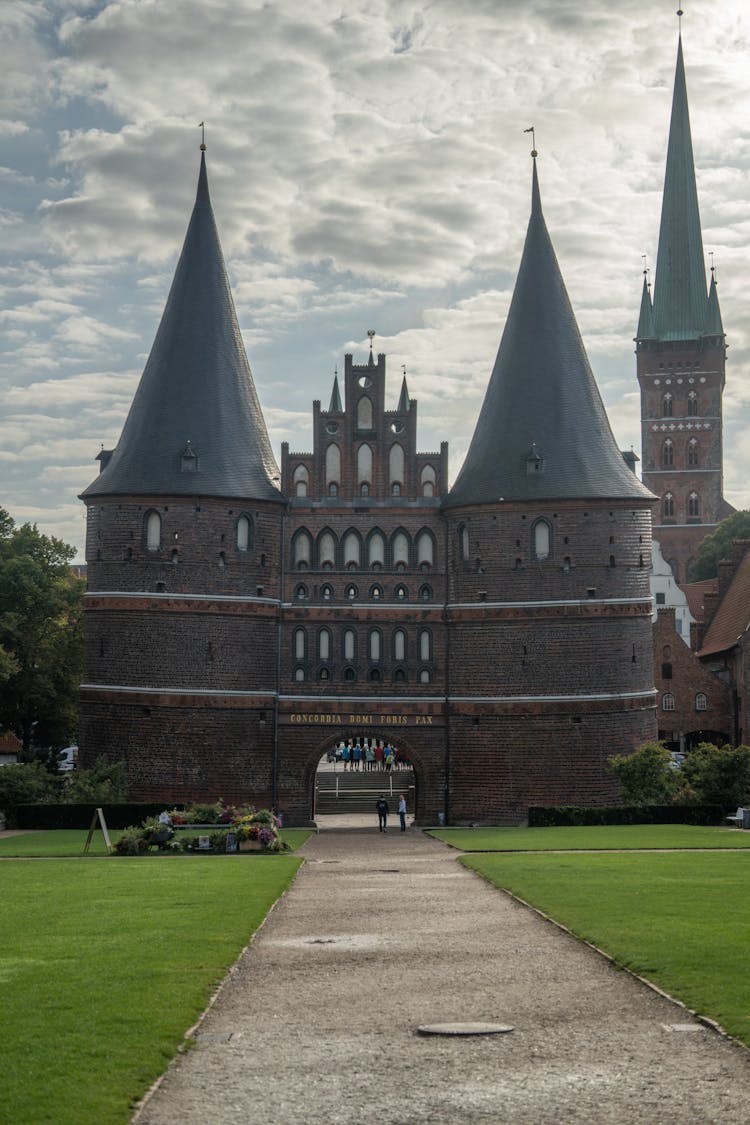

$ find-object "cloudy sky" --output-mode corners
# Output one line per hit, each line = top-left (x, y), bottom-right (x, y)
(1, 0), (748, 559)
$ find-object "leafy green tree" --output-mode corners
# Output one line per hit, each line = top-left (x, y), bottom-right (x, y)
(680, 742), (750, 808)
(61, 757), (127, 803)
(0, 508), (84, 755)
(609, 741), (679, 805)
(691, 510), (750, 580)
(0, 761), (59, 823)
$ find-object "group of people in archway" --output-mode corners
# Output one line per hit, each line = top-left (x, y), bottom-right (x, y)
(327, 738), (409, 772)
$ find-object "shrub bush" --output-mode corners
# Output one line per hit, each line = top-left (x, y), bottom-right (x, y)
(527, 804), (726, 828)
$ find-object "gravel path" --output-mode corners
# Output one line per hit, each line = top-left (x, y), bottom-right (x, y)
(134, 826), (750, 1124)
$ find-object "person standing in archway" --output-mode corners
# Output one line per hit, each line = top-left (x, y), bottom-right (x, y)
(376, 795), (389, 832)
(398, 793), (407, 832)
(374, 741), (385, 771)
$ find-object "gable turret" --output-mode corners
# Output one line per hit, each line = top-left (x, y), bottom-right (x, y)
(81, 149), (282, 503)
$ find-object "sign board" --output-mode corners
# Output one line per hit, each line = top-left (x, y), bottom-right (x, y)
(83, 807), (112, 854)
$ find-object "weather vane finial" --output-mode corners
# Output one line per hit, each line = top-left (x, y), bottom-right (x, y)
(367, 329), (376, 353)
(677, 8), (683, 34)
(198, 121), (206, 151)
(709, 249), (716, 277)
(523, 125), (537, 158)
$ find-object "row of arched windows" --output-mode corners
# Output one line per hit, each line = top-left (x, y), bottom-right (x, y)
(293, 527), (435, 570)
(661, 438), (701, 467)
(294, 582), (433, 602)
(293, 450), (437, 497)
(143, 511), (253, 553)
(294, 626), (433, 663)
(661, 692), (708, 712)
(662, 492), (701, 520)
(660, 391), (699, 418)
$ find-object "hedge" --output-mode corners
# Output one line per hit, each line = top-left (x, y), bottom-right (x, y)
(14, 803), (181, 830)
(527, 804), (726, 828)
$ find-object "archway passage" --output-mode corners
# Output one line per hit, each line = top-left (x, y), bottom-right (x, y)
(314, 733), (416, 825)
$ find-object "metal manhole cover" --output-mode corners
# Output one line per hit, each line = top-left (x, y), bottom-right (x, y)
(416, 1022), (514, 1037)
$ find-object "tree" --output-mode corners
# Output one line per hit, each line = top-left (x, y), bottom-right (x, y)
(0, 508), (84, 756)
(691, 510), (750, 580)
(608, 741), (679, 805)
(680, 742), (750, 808)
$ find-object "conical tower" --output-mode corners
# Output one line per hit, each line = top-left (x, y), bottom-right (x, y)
(636, 27), (733, 583)
(78, 146), (284, 807)
(444, 154), (656, 822)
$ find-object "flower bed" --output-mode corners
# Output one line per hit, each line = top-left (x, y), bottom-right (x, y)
(113, 803), (287, 855)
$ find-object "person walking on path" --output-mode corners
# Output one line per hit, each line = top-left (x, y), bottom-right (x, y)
(376, 795), (389, 832)
(398, 793), (407, 831)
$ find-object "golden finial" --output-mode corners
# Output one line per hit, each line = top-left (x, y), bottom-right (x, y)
(524, 125), (537, 158)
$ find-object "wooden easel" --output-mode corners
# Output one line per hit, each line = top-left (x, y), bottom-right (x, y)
(83, 807), (112, 854)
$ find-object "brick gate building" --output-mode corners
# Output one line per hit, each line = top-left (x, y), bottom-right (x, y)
(79, 139), (658, 824)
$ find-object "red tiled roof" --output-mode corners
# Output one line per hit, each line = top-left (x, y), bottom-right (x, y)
(682, 579), (717, 624)
(0, 731), (22, 750)
(698, 552), (750, 657)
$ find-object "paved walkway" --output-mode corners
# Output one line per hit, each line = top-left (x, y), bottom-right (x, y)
(135, 827), (750, 1124)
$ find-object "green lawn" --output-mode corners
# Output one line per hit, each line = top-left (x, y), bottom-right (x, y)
(0, 828), (312, 857)
(463, 849), (750, 1047)
(0, 856), (301, 1124)
(429, 823), (750, 851)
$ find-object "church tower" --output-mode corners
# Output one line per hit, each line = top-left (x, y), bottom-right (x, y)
(636, 29), (733, 583)
(444, 154), (657, 821)
(79, 147), (285, 804)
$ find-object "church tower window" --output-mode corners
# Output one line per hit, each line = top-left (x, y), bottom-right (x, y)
(343, 629), (355, 661)
(392, 531), (409, 568)
(318, 629), (331, 661)
(294, 628), (306, 661)
(368, 531), (385, 568)
(532, 519), (551, 561)
(419, 630), (431, 661)
(417, 530), (434, 568)
(293, 530), (312, 568)
(394, 629), (406, 662)
(662, 393), (673, 417)
(421, 464), (436, 497)
(687, 492), (700, 519)
(318, 530), (336, 569)
(293, 465), (309, 496)
(236, 514), (251, 551)
(662, 439), (674, 467)
(369, 629), (381, 661)
(357, 444), (372, 487)
(687, 438), (698, 466)
(357, 397), (373, 429)
(663, 492), (675, 519)
(389, 443), (404, 492)
(325, 444), (340, 491)
(687, 391), (698, 416)
(343, 531), (361, 568)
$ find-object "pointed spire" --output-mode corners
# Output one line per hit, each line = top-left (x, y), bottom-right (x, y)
(397, 370), (410, 413)
(650, 35), (709, 341)
(446, 158), (653, 507)
(706, 270), (724, 336)
(328, 370), (343, 413)
(637, 271), (655, 339)
(82, 148), (281, 502)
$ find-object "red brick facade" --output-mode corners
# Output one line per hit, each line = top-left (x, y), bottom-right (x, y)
(653, 608), (732, 752)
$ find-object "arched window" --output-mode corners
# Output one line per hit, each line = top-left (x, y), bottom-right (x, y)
(533, 519), (551, 561)
(661, 692), (675, 712)
(417, 530), (434, 568)
(662, 393), (673, 417)
(394, 668), (406, 683)
(321, 584), (333, 601)
(294, 628), (306, 661)
(295, 583), (308, 600)
(395, 584), (407, 600)
(318, 531), (336, 569)
(145, 510), (161, 551)
(318, 629), (331, 661)
(328, 482), (338, 497)
(394, 629), (406, 662)
(368, 531), (385, 568)
(293, 531), (312, 568)
(392, 531), (409, 568)
(688, 492), (700, 518)
(319, 668), (330, 681)
(663, 439), (674, 466)
(294, 667), (305, 682)
(370, 585), (382, 600)
(325, 444), (340, 490)
(344, 667), (356, 682)
(293, 465), (309, 497)
(391, 483), (401, 496)
(687, 391), (698, 417)
(419, 584), (432, 601)
(171, 548), (179, 565)
(459, 524), (469, 561)
(345, 584), (357, 600)
(369, 668), (381, 682)
(343, 629), (355, 661)
(695, 692), (708, 712)
(389, 443), (404, 490)
(419, 630), (431, 661)
(357, 443), (372, 485)
(237, 515), (252, 552)
(369, 629), (381, 661)
(421, 464), (436, 497)
(419, 669), (431, 684)
(663, 492), (675, 519)
(343, 531), (361, 567)
(687, 439), (699, 467)
(357, 396), (373, 429)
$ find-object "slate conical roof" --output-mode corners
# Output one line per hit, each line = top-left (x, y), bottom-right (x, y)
(397, 375), (410, 413)
(328, 373), (343, 413)
(649, 36), (717, 342)
(82, 150), (282, 502)
(446, 159), (653, 508)
(636, 272), (655, 339)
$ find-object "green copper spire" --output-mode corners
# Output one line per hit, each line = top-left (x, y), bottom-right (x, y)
(650, 36), (711, 341)
(328, 372), (343, 413)
(705, 272), (724, 336)
(397, 374), (410, 413)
